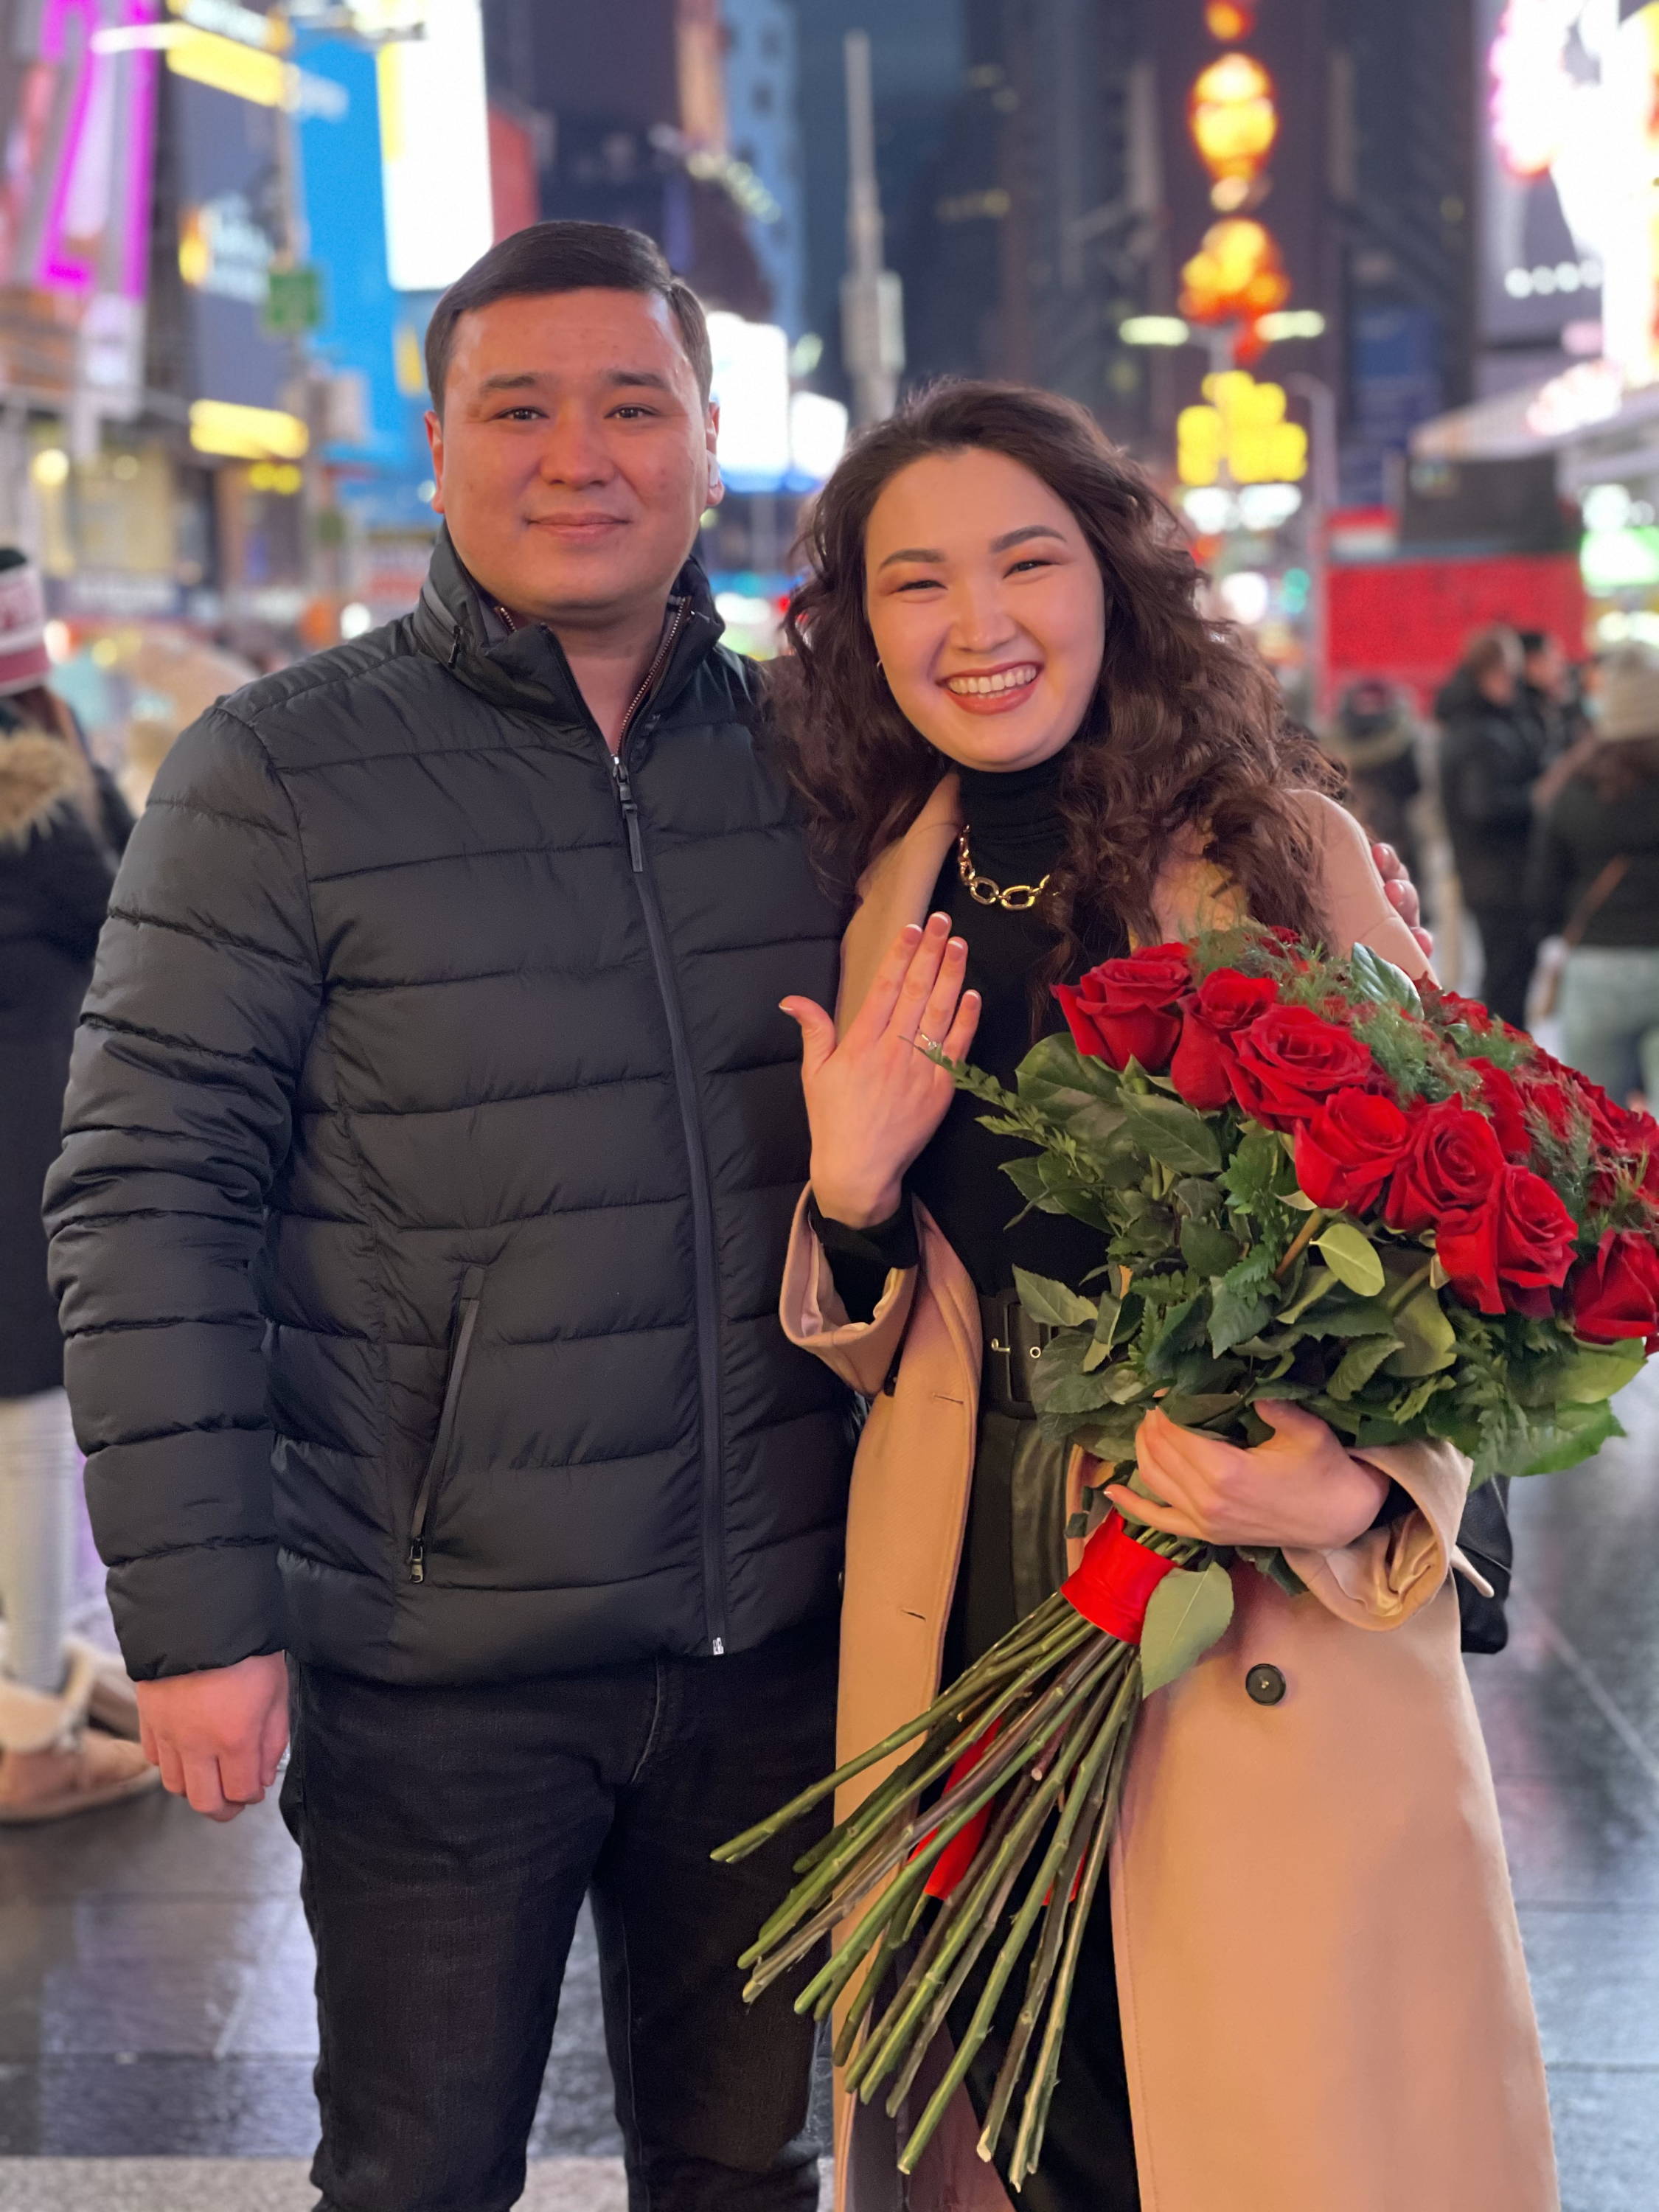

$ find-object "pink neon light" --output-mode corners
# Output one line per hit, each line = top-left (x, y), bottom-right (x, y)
(37, 0), (160, 299)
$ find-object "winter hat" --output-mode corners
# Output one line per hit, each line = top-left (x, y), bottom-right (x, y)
(1596, 643), (1659, 742)
(0, 549), (51, 698)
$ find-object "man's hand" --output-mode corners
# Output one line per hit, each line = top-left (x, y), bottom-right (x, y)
(135, 1652), (290, 1823)
(1370, 841), (1433, 962)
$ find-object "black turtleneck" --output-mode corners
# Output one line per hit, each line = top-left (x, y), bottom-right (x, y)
(816, 753), (1124, 1307)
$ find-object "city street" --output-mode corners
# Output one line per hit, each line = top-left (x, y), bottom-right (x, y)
(3, 1374), (1658, 2212)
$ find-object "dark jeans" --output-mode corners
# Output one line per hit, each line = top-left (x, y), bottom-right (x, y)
(1470, 905), (1539, 1031)
(280, 1623), (836, 2212)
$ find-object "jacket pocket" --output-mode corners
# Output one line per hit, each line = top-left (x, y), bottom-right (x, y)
(407, 1264), (484, 1583)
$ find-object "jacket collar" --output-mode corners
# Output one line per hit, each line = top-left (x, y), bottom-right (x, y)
(411, 525), (727, 741)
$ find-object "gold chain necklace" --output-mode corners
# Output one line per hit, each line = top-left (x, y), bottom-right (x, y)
(956, 827), (1051, 912)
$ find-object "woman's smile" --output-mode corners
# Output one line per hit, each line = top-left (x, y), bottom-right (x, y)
(940, 660), (1043, 713)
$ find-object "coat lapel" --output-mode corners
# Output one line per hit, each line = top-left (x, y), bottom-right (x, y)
(835, 776), (964, 1033)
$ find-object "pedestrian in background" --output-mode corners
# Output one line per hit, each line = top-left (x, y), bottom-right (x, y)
(0, 549), (153, 1823)
(1437, 625), (1545, 1027)
(1323, 677), (1423, 889)
(1532, 642), (1659, 1103)
(1518, 628), (1579, 759)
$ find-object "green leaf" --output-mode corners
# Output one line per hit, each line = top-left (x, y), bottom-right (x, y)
(1180, 1216), (1243, 1278)
(1140, 1560), (1236, 1695)
(1279, 1265), (1337, 1327)
(1144, 1294), (1208, 1380)
(1220, 1124), (1287, 1212)
(1551, 1338), (1649, 1406)
(1119, 1091), (1222, 1175)
(1158, 1389), (1243, 1428)
(1512, 1399), (1623, 1477)
(1172, 1177), (1223, 1219)
(1384, 1288), (1458, 1377)
(1348, 942), (1423, 1015)
(1315, 1220), (1386, 1298)
(1208, 1248), (1276, 1354)
(1001, 1155), (1057, 1211)
(1326, 1333), (1405, 1401)
(1388, 1374), (1455, 1426)
(1081, 1295), (1124, 1372)
(1012, 1267), (1098, 1329)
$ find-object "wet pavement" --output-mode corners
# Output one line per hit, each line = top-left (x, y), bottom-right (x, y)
(3, 1379), (1658, 2210)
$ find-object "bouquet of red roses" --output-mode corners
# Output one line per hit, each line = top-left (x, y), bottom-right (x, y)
(717, 928), (1659, 2185)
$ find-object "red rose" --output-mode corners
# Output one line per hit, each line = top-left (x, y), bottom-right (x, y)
(1055, 945), (1192, 1071)
(1228, 1004), (1380, 1127)
(1385, 1096), (1505, 1235)
(1430, 1163), (1578, 1318)
(1169, 968), (1279, 1110)
(1517, 1074), (1575, 1144)
(1495, 1166), (1578, 1290)
(1470, 1060), (1530, 1161)
(1293, 1088), (1413, 1213)
(1569, 1230), (1659, 1348)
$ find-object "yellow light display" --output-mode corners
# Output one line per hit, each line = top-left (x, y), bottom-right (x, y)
(1189, 54), (1279, 183)
(1177, 372), (1308, 487)
(165, 27), (289, 107)
(189, 400), (310, 462)
(1179, 218), (1291, 333)
(1205, 0), (1257, 35)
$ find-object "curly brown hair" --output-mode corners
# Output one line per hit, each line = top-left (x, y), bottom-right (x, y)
(776, 380), (1338, 973)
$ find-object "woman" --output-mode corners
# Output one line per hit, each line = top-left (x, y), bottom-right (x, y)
(1531, 641), (1659, 1103)
(0, 549), (153, 1822)
(771, 387), (1554, 2212)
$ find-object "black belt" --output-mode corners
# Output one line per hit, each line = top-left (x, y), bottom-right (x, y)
(979, 1288), (1060, 1417)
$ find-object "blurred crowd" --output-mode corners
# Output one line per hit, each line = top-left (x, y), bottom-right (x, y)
(1326, 627), (1659, 1108)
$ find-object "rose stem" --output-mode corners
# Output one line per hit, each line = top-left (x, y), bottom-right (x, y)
(740, 1628), (1086, 1964)
(893, 1674), (1130, 2168)
(776, 1649), (1113, 2014)
(973, 1680), (1122, 2157)
(1006, 1673), (1139, 2185)
(850, 1754), (1054, 2104)
(883, 1660), (1130, 2120)
(1273, 1207), (1329, 1281)
(725, 1599), (1085, 1876)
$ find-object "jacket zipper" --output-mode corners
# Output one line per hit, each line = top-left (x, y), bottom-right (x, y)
(407, 1263), (485, 1583)
(609, 607), (729, 1652)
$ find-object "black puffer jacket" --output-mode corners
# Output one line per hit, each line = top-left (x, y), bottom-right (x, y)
(45, 538), (854, 1684)
(0, 714), (131, 1398)
(1436, 669), (1545, 910)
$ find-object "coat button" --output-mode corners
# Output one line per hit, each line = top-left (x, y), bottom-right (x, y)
(1245, 1663), (1287, 1705)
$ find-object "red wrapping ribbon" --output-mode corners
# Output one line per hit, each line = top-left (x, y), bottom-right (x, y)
(1060, 1510), (1178, 1642)
(913, 1719), (1003, 1899)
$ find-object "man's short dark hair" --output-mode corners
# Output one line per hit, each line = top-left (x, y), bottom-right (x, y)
(425, 221), (713, 411)
(1517, 630), (1551, 659)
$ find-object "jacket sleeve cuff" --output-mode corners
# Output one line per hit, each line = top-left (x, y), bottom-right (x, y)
(1281, 1439), (1471, 1633)
(106, 1540), (285, 1680)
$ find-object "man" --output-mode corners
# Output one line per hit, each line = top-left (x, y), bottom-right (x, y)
(1436, 625), (1543, 1028)
(44, 223), (852, 2212)
(1517, 627), (1577, 760)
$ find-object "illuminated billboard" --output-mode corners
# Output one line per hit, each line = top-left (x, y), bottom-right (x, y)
(376, 0), (493, 291)
(1478, 0), (1610, 348)
(1481, 0), (1659, 388)
(0, 0), (161, 407)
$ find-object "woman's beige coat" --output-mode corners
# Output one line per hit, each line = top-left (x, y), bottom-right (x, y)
(780, 779), (1557, 2212)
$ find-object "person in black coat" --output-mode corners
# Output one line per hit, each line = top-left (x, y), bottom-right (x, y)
(1437, 625), (1546, 1026)
(0, 546), (153, 1821)
(1531, 642), (1659, 1100)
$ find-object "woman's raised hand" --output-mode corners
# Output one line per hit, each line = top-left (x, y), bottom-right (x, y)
(781, 913), (981, 1230)
(1106, 1402), (1391, 1552)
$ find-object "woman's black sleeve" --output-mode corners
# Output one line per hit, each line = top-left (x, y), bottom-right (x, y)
(807, 1196), (919, 1324)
